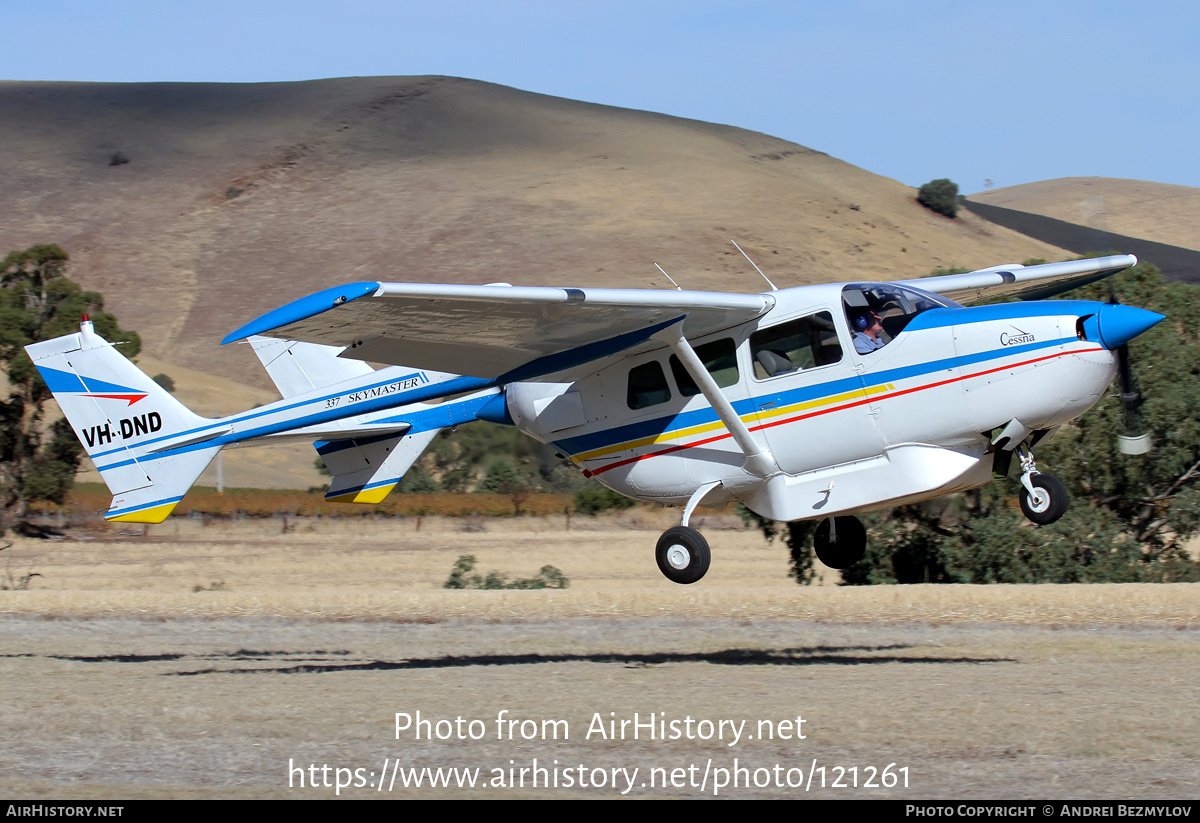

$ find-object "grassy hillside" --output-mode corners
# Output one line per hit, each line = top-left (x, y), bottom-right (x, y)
(0, 76), (1077, 488)
(968, 177), (1200, 252)
(1, 76), (1070, 388)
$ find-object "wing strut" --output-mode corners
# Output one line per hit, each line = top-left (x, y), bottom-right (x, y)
(652, 321), (778, 478)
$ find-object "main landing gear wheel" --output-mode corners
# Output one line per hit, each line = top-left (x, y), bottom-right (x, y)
(813, 516), (867, 569)
(1019, 474), (1068, 525)
(655, 526), (711, 584)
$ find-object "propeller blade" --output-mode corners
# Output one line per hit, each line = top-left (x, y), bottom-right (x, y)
(1107, 284), (1153, 455)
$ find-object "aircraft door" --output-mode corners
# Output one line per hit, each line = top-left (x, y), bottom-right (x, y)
(853, 322), (963, 447)
(842, 284), (968, 448)
(748, 309), (885, 475)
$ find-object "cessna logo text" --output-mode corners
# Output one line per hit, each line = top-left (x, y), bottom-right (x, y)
(1000, 327), (1036, 347)
(345, 375), (428, 403)
(81, 412), (162, 448)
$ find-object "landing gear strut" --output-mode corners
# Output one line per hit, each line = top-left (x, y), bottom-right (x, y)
(1016, 445), (1068, 525)
(813, 515), (867, 569)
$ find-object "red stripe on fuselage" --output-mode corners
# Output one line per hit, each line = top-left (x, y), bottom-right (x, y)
(581, 346), (1100, 478)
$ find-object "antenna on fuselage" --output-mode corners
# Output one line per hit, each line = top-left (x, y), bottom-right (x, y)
(654, 263), (683, 290)
(731, 240), (777, 291)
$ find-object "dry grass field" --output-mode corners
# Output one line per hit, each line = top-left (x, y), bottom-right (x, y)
(0, 514), (1197, 799)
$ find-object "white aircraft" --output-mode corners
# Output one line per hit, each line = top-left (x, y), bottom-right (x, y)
(27, 254), (1162, 583)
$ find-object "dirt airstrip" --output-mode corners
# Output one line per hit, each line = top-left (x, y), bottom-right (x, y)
(0, 514), (1197, 799)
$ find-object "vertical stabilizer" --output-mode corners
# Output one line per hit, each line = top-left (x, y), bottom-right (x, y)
(248, 336), (375, 398)
(314, 392), (498, 504)
(318, 428), (441, 504)
(25, 319), (221, 523)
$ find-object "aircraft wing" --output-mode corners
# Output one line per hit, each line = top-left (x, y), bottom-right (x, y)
(223, 283), (773, 380)
(896, 254), (1137, 304)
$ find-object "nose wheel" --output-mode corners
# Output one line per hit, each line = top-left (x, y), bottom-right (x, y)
(655, 526), (711, 584)
(813, 515), (867, 569)
(1017, 446), (1068, 525)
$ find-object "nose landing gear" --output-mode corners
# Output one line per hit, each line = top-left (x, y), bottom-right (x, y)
(1016, 445), (1068, 525)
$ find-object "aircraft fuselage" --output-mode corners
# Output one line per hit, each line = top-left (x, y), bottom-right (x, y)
(508, 283), (1129, 523)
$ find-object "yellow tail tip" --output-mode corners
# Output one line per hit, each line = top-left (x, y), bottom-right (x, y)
(325, 483), (397, 505)
(105, 501), (180, 524)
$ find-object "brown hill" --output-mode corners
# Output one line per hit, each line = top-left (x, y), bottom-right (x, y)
(1, 76), (1075, 488)
(2, 76), (1070, 385)
(968, 177), (1200, 253)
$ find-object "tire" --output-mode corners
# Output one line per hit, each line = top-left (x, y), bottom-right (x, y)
(1019, 474), (1068, 525)
(655, 526), (711, 584)
(812, 516), (867, 569)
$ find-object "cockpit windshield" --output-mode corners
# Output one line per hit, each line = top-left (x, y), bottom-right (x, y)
(842, 284), (960, 354)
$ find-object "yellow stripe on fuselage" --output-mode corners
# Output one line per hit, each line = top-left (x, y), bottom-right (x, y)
(574, 383), (895, 462)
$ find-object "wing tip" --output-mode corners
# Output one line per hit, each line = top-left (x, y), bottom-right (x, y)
(221, 281), (381, 345)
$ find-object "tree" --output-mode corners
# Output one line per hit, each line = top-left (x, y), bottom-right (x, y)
(736, 504), (817, 585)
(917, 178), (959, 218)
(430, 424), (548, 493)
(573, 483), (636, 516)
(398, 464), (441, 493)
(476, 456), (536, 515)
(843, 262), (1200, 585)
(0, 245), (140, 530)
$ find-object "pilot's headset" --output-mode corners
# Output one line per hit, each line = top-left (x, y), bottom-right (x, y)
(853, 309), (875, 331)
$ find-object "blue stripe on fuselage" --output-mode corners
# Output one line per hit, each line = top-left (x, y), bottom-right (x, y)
(93, 375), (497, 472)
(86, 369), (437, 461)
(105, 494), (186, 518)
(552, 299), (1103, 456)
(904, 300), (1102, 331)
(553, 333), (1082, 456)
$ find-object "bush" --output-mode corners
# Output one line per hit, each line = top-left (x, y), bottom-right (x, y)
(399, 465), (441, 493)
(917, 178), (959, 218)
(443, 555), (569, 589)
(574, 484), (637, 516)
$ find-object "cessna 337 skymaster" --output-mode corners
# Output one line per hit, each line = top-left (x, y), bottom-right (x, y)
(28, 254), (1163, 583)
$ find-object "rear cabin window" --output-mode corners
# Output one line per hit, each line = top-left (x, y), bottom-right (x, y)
(750, 311), (843, 379)
(668, 338), (740, 397)
(627, 360), (671, 410)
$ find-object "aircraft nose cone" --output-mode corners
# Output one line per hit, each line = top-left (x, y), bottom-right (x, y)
(1094, 303), (1165, 349)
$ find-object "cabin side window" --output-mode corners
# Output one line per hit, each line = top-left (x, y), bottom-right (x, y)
(668, 338), (740, 397)
(627, 360), (671, 410)
(842, 283), (958, 355)
(750, 311), (843, 379)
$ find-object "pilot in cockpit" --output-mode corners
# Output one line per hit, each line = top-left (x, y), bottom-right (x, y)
(850, 307), (886, 354)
